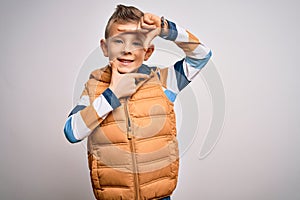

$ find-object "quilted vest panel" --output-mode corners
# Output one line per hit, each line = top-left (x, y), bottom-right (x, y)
(86, 66), (179, 200)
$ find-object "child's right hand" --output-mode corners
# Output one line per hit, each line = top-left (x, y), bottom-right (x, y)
(108, 59), (149, 99)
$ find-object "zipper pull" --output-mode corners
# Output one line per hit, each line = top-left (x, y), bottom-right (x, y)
(127, 128), (133, 140)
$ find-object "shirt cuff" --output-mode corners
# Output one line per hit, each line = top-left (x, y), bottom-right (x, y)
(161, 20), (178, 41)
(102, 88), (121, 109)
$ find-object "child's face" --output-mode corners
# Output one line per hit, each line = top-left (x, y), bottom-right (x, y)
(101, 22), (154, 73)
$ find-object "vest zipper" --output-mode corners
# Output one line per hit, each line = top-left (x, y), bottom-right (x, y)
(124, 98), (133, 139)
(124, 98), (140, 200)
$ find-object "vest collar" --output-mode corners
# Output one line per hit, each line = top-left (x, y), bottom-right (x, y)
(92, 64), (156, 85)
(137, 64), (152, 75)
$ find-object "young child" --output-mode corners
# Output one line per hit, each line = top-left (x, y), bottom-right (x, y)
(64, 4), (211, 200)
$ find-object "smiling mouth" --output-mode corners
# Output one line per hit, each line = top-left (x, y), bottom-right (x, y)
(117, 58), (134, 64)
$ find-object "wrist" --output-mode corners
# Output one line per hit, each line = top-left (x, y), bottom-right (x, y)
(159, 16), (169, 38)
(108, 86), (119, 99)
(161, 20), (177, 41)
(103, 88), (121, 109)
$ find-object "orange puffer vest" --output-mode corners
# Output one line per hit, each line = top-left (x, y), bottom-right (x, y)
(86, 65), (179, 200)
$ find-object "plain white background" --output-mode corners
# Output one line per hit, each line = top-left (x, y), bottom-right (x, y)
(1, 0), (299, 199)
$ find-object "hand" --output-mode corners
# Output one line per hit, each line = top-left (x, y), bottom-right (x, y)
(108, 59), (149, 99)
(140, 13), (162, 49)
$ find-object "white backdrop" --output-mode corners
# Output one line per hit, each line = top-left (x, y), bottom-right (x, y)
(1, 0), (300, 199)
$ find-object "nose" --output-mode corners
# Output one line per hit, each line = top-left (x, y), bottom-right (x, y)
(123, 43), (132, 54)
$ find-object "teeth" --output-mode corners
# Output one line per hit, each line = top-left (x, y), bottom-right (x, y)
(118, 58), (133, 62)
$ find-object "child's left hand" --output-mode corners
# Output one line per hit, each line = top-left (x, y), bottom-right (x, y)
(117, 13), (165, 50)
(140, 13), (162, 49)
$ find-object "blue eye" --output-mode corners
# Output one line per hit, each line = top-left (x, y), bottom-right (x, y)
(113, 39), (123, 44)
(133, 41), (142, 46)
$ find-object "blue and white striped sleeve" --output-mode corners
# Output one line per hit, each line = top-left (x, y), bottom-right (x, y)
(64, 88), (121, 143)
(159, 20), (212, 102)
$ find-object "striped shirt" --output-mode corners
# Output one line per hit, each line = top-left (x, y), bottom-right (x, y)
(64, 20), (212, 143)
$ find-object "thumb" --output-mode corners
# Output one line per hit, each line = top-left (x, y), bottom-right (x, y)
(142, 28), (159, 50)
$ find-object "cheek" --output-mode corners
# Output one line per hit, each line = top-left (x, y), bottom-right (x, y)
(108, 46), (122, 58)
(135, 51), (146, 61)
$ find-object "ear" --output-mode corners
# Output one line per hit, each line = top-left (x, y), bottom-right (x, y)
(100, 39), (108, 57)
(144, 44), (155, 61)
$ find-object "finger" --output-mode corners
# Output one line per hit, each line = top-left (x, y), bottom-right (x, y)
(128, 73), (150, 80)
(143, 37), (151, 49)
(143, 32), (154, 48)
(117, 27), (155, 34)
(117, 27), (139, 32)
(138, 17), (143, 29)
(109, 58), (119, 74)
(141, 24), (157, 30)
(109, 57), (117, 67)
(141, 16), (156, 29)
(143, 13), (161, 27)
(142, 14), (155, 25)
(143, 29), (160, 49)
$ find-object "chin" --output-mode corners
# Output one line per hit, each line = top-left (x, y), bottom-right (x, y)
(118, 66), (139, 74)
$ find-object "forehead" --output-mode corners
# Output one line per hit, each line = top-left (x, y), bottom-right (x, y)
(108, 22), (141, 38)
